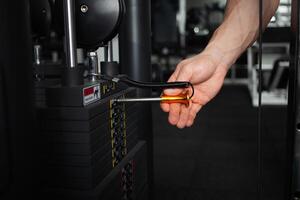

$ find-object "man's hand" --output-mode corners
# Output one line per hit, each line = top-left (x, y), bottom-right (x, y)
(160, 53), (228, 129)
(160, 0), (280, 129)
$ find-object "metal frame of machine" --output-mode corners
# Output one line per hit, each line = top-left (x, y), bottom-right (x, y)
(0, 0), (153, 199)
(3, 0), (300, 200)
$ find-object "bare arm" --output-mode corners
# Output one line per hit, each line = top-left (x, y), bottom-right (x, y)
(161, 0), (280, 128)
(205, 0), (280, 70)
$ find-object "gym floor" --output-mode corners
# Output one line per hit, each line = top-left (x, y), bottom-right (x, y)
(152, 84), (287, 200)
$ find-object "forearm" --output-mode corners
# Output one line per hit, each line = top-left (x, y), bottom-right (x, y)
(203, 0), (280, 69)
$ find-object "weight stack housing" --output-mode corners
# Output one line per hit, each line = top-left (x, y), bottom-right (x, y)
(36, 84), (149, 199)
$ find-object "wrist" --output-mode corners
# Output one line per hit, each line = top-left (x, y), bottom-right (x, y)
(201, 44), (231, 72)
(202, 25), (249, 72)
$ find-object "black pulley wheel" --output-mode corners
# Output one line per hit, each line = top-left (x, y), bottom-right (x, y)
(75, 0), (125, 49)
(29, 0), (52, 39)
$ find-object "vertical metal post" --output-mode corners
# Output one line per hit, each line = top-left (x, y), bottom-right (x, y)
(62, 0), (83, 86)
(87, 51), (99, 82)
(63, 0), (77, 69)
(119, 0), (153, 198)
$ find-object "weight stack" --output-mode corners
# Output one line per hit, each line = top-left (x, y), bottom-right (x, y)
(43, 141), (148, 200)
(36, 86), (148, 199)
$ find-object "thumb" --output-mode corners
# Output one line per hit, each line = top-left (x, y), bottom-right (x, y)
(163, 88), (184, 96)
(176, 64), (193, 82)
(164, 66), (193, 96)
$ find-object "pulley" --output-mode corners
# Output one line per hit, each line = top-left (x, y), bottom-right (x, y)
(29, 0), (126, 49)
(75, 0), (125, 49)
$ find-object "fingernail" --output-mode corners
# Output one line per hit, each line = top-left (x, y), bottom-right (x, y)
(169, 116), (178, 125)
(177, 124), (185, 129)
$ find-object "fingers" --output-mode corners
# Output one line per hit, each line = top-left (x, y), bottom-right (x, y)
(160, 102), (170, 113)
(176, 104), (202, 129)
(160, 52), (224, 128)
(165, 102), (202, 129)
(168, 103), (181, 125)
(161, 57), (200, 128)
(176, 104), (190, 129)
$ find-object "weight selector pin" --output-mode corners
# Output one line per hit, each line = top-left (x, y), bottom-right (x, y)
(113, 93), (191, 106)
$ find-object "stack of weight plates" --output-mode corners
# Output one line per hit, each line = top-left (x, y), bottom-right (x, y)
(38, 88), (139, 190)
(43, 141), (148, 200)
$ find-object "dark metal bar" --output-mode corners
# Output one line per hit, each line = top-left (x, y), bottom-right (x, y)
(119, 0), (153, 197)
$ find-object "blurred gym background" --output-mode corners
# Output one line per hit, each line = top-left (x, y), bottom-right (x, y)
(151, 0), (291, 199)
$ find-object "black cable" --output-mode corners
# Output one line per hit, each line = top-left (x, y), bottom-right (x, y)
(258, 0), (263, 199)
(99, 74), (195, 99)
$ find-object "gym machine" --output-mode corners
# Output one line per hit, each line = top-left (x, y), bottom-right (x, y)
(31, 0), (149, 199)
(0, 0), (194, 198)
(27, 1), (300, 199)
(29, 0), (193, 199)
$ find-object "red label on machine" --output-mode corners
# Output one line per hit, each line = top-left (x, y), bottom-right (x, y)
(83, 84), (101, 106)
(84, 87), (94, 96)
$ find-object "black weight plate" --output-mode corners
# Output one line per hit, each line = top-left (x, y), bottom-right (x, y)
(75, 0), (125, 49)
(29, 0), (52, 39)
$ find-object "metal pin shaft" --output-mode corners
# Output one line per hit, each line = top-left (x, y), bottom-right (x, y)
(114, 98), (163, 103)
(114, 95), (190, 104)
